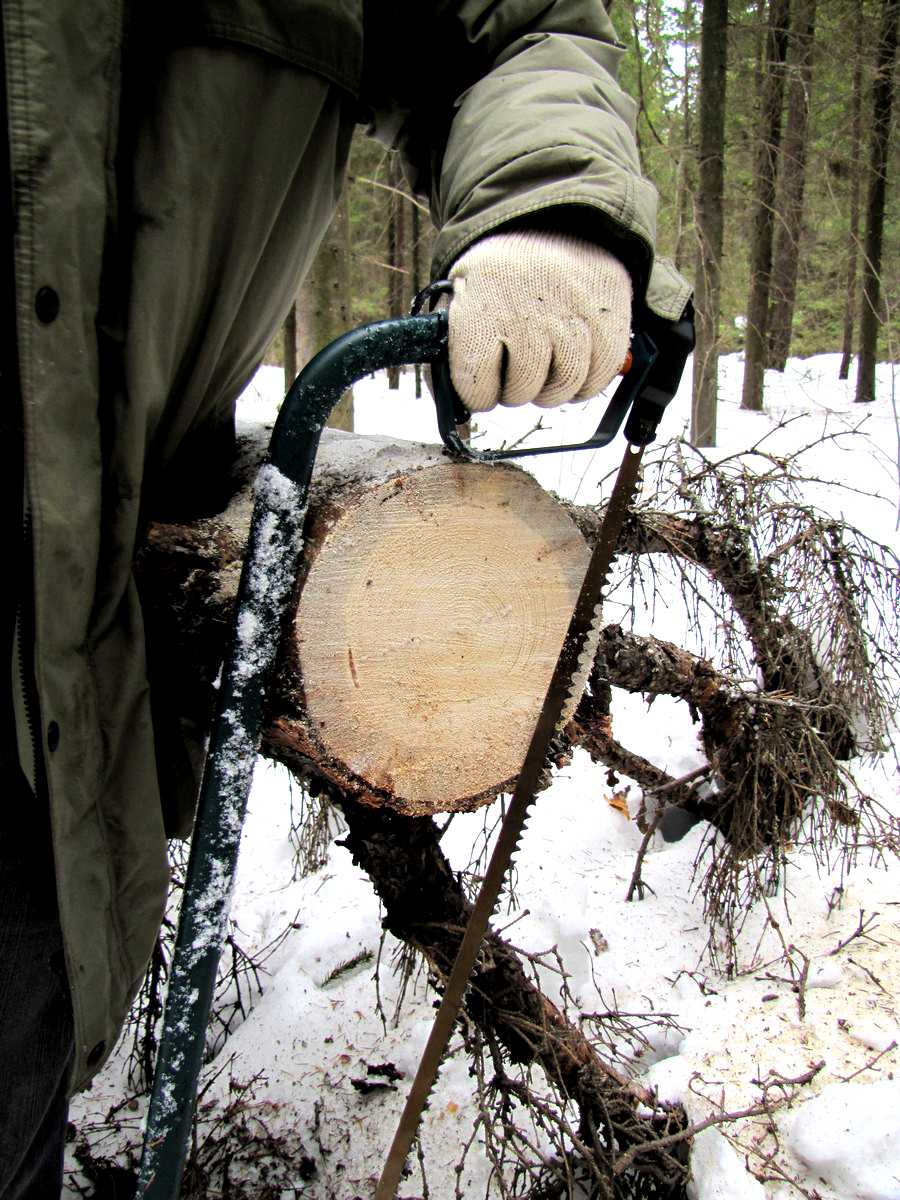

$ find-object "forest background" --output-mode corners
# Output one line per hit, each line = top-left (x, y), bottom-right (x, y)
(271, 0), (899, 441)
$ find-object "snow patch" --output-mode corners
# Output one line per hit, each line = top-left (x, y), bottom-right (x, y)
(784, 1080), (900, 1200)
(687, 1128), (767, 1200)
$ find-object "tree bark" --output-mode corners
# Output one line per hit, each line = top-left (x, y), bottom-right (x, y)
(856, 0), (900, 403)
(741, 0), (792, 411)
(282, 303), (297, 395)
(674, 0), (696, 275)
(839, 3), (866, 381)
(767, 0), (817, 371)
(296, 190), (355, 430)
(386, 154), (408, 390)
(691, 0), (728, 446)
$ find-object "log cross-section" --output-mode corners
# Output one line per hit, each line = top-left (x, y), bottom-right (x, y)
(280, 454), (590, 815)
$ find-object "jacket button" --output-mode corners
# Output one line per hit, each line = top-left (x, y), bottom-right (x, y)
(35, 286), (60, 324)
(47, 721), (60, 752)
(86, 1040), (106, 1067)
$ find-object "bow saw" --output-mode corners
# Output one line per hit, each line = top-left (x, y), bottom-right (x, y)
(137, 283), (693, 1199)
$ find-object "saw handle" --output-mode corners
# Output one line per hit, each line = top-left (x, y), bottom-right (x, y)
(412, 279), (694, 461)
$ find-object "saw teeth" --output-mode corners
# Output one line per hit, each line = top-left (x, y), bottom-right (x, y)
(557, 597), (607, 731)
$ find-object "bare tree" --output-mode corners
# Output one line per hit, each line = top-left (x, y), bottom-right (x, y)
(767, 0), (818, 371)
(856, 0), (900, 403)
(295, 190), (355, 429)
(839, 2), (866, 381)
(691, 0), (728, 447)
(741, 0), (792, 411)
(673, 0), (696, 273)
(386, 153), (408, 390)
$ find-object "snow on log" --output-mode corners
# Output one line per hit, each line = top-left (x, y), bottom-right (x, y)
(265, 431), (590, 816)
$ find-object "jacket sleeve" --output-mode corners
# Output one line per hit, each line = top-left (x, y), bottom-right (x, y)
(359, 0), (691, 317)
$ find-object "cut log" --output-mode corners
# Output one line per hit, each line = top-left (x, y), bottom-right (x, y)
(266, 432), (590, 816)
(139, 430), (591, 818)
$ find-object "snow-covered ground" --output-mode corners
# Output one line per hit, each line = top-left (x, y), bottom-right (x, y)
(67, 353), (900, 1199)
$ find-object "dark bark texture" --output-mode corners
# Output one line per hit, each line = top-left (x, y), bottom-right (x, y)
(741, 0), (792, 411)
(691, 0), (728, 446)
(856, 0), (900, 403)
(767, 0), (817, 371)
(839, 4), (866, 381)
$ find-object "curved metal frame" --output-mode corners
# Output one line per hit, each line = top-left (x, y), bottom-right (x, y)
(138, 312), (448, 1199)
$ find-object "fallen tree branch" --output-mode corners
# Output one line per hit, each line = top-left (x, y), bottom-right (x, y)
(325, 791), (692, 1197)
(612, 1061), (825, 1179)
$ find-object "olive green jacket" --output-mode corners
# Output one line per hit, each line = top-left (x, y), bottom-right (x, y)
(4, 0), (690, 1092)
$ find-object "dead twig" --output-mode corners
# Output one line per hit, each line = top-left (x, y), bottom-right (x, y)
(613, 1059), (824, 1177)
(828, 909), (882, 955)
(835, 1040), (898, 1083)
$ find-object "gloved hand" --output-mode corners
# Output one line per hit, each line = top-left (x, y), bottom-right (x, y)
(447, 231), (632, 413)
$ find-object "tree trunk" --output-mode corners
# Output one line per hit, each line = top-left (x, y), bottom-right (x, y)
(279, 446), (591, 815)
(856, 0), (900, 403)
(296, 190), (355, 430)
(741, 0), (792, 411)
(754, 0), (768, 101)
(411, 200), (423, 399)
(691, 0), (728, 446)
(282, 303), (297, 395)
(839, 4), (866, 381)
(767, 0), (817, 371)
(674, 0), (696, 274)
(138, 427), (867, 860)
(386, 155), (408, 390)
(136, 436), (693, 1195)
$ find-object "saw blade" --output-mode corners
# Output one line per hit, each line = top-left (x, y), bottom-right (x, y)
(374, 443), (645, 1200)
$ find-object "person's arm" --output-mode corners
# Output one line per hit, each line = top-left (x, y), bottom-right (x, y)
(359, 0), (691, 409)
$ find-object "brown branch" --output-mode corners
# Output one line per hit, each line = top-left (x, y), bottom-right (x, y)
(835, 1041), (897, 1083)
(828, 909), (882, 956)
(573, 500), (860, 745)
(625, 768), (712, 902)
(613, 1060), (824, 1179)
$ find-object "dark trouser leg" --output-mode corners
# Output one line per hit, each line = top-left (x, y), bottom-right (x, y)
(0, 763), (74, 1200)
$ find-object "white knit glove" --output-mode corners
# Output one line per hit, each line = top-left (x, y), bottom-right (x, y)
(447, 231), (632, 413)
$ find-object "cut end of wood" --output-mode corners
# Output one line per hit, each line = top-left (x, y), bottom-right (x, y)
(293, 460), (590, 816)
